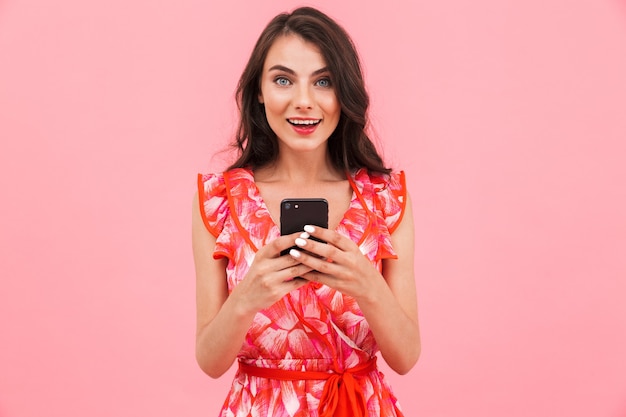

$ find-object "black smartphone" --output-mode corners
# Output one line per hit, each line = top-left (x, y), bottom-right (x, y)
(280, 198), (328, 256)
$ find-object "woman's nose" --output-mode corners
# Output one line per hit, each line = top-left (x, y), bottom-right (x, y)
(293, 85), (313, 109)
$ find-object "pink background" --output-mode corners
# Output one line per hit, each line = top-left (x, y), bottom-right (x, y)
(1, 0), (625, 416)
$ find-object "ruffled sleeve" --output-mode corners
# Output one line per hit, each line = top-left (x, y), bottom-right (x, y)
(349, 170), (407, 262)
(372, 171), (407, 234)
(197, 173), (229, 238)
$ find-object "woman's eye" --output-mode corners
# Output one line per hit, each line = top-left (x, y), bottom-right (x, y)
(316, 78), (331, 88)
(275, 77), (291, 86)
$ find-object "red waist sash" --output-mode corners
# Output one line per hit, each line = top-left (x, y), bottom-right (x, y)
(239, 357), (378, 417)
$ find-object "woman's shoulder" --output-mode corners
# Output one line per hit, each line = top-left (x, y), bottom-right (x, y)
(351, 168), (405, 192)
(196, 168), (254, 237)
(352, 169), (407, 233)
(198, 167), (254, 192)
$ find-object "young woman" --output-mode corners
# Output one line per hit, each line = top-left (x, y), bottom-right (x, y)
(192, 7), (420, 416)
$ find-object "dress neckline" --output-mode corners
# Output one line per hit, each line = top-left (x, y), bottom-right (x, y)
(240, 166), (362, 234)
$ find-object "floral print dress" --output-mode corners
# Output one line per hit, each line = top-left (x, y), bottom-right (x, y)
(197, 167), (407, 417)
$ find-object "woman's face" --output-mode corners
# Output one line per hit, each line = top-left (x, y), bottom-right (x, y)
(258, 34), (341, 155)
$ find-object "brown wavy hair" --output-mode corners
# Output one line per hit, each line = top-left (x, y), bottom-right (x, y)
(227, 7), (390, 175)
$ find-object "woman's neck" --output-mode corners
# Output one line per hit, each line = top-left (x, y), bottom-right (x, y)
(254, 152), (344, 185)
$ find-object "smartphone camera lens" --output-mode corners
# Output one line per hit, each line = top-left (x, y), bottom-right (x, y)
(284, 203), (291, 210)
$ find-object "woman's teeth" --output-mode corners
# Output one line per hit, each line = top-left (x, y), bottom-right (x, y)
(288, 119), (321, 125)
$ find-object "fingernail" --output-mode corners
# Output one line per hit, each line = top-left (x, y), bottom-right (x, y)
(295, 238), (307, 247)
(299, 232), (310, 239)
(289, 249), (301, 258)
(303, 225), (315, 233)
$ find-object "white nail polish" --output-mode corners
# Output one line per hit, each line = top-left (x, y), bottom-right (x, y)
(289, 249), (301, 258)
(295, 238), (307, 247)
(299, 232), (310, 239)
(304, 225), (315, 233)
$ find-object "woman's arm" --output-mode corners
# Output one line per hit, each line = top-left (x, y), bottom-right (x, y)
(359, 194), (420, 374)
(192, 192), (254, 378)
(192, 193), (312, 378)
(290, 194), (420, 374)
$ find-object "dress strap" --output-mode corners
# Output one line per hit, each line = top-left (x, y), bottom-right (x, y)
(239, 357), (378, 417)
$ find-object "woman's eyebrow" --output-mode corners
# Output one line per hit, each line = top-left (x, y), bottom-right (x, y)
(267, 65), (330, 76)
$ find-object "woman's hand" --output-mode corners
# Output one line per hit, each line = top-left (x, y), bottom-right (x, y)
(194, 190), (314, 378)
(288, 225), (386, 301)
(231, 233), (313, 314)
(288, 210), (420, 375)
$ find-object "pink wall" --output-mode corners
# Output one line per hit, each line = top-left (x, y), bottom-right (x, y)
(1, 0), (625, 416)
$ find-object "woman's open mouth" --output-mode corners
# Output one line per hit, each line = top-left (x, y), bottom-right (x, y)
(287, 119), (321, 135)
